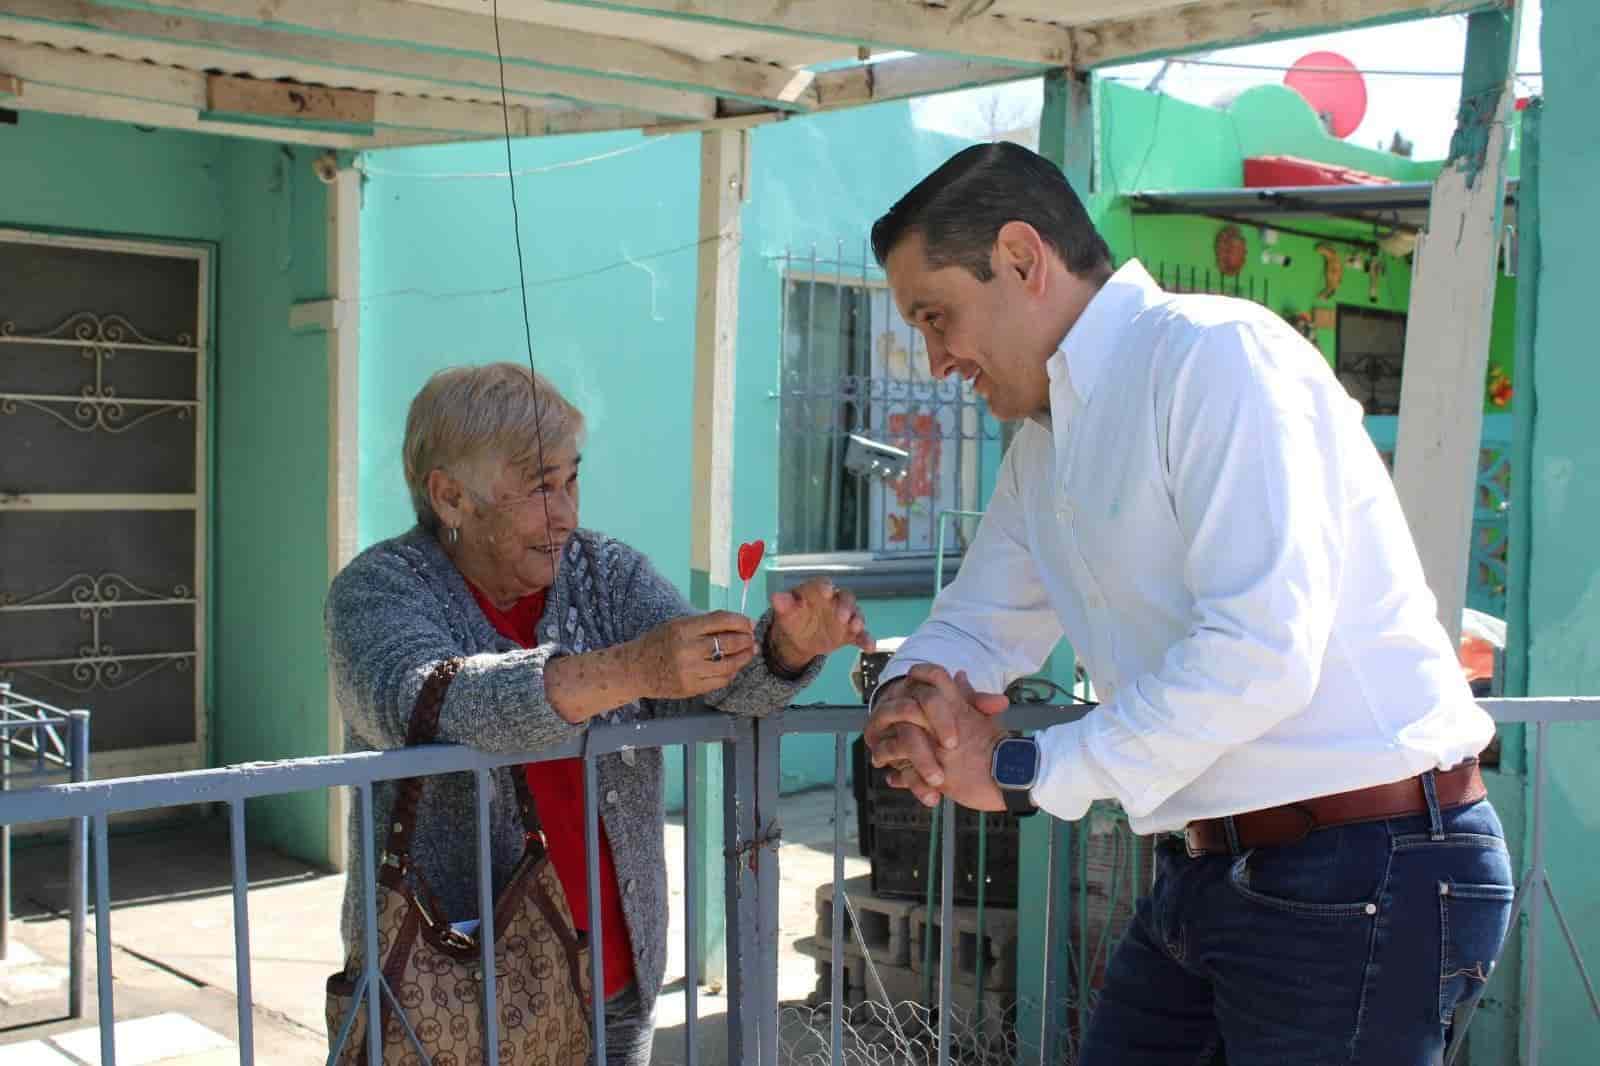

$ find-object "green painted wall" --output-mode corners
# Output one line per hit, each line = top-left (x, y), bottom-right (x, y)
(1116, 205), (1517, 413)
(209, 142), (333, 866)
(0, 114), (228, 238)
(0, 112), (333, 863)
(357, 131), (699, 558)
(1096, 80), (1519, 413)
(357, 101), (1013, 801)
(1517, 1), (1600, 1063)
(1225, 85), (1439, 183)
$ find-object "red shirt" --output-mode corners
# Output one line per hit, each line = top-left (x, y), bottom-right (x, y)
(467, 584), (635, 999)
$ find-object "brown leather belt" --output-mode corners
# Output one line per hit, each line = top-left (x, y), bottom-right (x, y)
(1183, 760), (1486, 858)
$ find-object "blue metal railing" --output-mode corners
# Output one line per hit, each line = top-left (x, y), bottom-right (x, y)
(0, 697), (1595, 1064)
(0, 681), (90, 1018)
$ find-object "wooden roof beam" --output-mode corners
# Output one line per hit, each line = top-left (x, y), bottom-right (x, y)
(0, 37), (664, 146)
(2, 1), (713, 118)
(81, 0), (810, 109)
(545, 0), (1072, 67)
(808, 54), (1039, 111)
(1074, 0), (1495, 68)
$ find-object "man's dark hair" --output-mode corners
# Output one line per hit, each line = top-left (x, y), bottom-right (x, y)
(871, 142), (1112, 282)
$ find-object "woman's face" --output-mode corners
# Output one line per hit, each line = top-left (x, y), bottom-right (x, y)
(454, 445), (581, 605)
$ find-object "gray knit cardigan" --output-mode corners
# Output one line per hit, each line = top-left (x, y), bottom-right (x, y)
(325, 526), (822, 1014)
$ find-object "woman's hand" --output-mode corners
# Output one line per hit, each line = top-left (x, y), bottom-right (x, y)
(629, 612), (757, 700)
(767, 578), (874, 674)
(545, 612), (755, 723)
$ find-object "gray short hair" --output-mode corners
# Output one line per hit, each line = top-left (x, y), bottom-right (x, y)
(402, 362), (585, 533)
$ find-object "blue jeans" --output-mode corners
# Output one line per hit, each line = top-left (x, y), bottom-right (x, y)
(1081, 789), (1514, 1066)
(597, 982), (655, 1066)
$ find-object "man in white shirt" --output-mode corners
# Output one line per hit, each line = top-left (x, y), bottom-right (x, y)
(863, 143), (1513, 1065)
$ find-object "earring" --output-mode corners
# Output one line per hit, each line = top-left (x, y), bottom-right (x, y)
(445, 525), (460, 546)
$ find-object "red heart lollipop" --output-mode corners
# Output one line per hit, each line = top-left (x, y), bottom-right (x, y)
(737, 540), (765, 611)
(737, 540), (765, 583)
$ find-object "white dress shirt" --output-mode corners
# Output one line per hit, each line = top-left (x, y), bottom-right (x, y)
(879, 260), (1493, 834)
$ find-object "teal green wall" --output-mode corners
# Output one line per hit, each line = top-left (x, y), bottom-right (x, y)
(210, 142), (333, 865)
(358, 131), (700, 560)
(1, 113), (333, 863)
(1518, 1), (1600, 1063)
(1, 114), (228, 237)
(358, 101), (1011, 801)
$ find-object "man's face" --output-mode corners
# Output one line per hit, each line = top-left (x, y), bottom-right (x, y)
(885, 231), (1052, 421)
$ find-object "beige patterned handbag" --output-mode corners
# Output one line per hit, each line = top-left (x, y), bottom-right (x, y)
(326, 659), (593, 1065)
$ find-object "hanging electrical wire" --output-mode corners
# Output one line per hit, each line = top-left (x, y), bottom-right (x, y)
(490, 0), (557, 552)
(355, 139), (660, 181)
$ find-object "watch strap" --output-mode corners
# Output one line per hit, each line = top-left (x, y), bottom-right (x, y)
(1002, 784), (1039, 817)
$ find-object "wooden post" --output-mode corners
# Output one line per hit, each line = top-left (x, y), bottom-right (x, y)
(325, 160), (360, 872)
(1391, 7), (1519, 647)
(688, 127), (747, 984)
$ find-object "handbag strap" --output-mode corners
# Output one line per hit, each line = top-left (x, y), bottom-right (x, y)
(382, 658), (546, 871)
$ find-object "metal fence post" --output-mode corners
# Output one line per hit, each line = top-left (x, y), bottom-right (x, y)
(92, 813), (116, 1066)
(753, 714), (783, 1066)
(474, 770), (502, 1066)
(356, 784), (382, 1066)
(723, 717), (759, 1064)
(229, 799), (255, 1064)
(936, 796), (956, 1066)
(1518, 716), (1548, 1066)
(829, 732), (847, 1063)
(1, 699), (11, 963)
(69, 710), (90, 1019)
(1040, 817), (1063, 1066)
(683, 746), (701, 1066)
(582, 748), (608, 1066)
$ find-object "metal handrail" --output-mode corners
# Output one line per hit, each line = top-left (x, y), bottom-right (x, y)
(0, 697), (1594, 1066)
(0, 681), (90, 1019)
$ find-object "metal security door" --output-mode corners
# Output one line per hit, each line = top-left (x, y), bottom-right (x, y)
(0, 230), (208, 780)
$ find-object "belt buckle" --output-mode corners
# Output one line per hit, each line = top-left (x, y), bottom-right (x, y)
(1183, 825), (1205, 859)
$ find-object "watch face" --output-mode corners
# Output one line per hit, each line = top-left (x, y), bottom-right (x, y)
(993, 737), (1038, 789)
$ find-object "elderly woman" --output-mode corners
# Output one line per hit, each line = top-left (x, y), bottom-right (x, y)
(327, 362), (870, 1064)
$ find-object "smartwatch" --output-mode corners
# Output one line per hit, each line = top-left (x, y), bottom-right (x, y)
(990, 733), (1040, 817)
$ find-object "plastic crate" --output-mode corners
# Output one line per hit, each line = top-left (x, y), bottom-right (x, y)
(850, 650), (1028, 907)
(867, 797), (1022, 908)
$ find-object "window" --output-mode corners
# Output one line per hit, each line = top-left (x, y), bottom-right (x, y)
(776, 262), (999, 571)
(1335, 307), (1407, 415)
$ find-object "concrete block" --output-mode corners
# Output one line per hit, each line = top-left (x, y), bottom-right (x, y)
(907, 903), (1020, 992)
(812, 875), (917, 967)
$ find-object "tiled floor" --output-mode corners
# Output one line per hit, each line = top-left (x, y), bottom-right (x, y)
(1, 1013), (232, 1066)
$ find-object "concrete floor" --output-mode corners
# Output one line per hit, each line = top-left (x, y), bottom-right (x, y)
(0, 787), (866, 1065)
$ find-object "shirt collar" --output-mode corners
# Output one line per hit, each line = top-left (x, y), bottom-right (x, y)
(1048, 259), (1164, 412)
